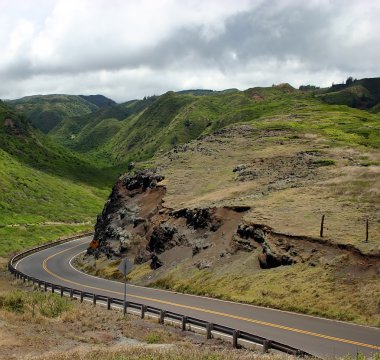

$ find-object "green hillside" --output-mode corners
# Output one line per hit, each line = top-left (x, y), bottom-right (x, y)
(50, 97), (157, 158)
(316, 77), (380, 110)
(0, 101), (116, 256)
(79, 94), (116, 108)
(7, 94), (99, 133)
(2, 79), (379, 257)
(50, 83), (380, 167)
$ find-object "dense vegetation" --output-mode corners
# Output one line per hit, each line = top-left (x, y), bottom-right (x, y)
(2, 79), (380, 257)
(37, 83), (380, 168)
(8, 94), (114, 133)
(0, 101), (116, 255)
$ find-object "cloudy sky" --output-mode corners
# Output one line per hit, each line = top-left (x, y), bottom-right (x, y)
(0, 0), (379, 102)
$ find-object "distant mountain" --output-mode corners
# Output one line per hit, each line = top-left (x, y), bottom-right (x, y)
(316, 77), (380, 111)
(50, 81), (380, 167)
(0, 101), (117, 251)
(7, 94), (116, 134)
(0, 100), (116, 188)
(79, 94), (116, 108)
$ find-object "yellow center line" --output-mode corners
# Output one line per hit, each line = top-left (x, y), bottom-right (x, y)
(42, 241), (380, 351)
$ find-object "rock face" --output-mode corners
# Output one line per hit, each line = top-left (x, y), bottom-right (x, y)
(93, 170), (252, 269)
(90, 169), (379, 278)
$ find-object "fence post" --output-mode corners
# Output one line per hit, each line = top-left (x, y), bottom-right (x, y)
(320, 214), (325, 238)
(206, 323), (213, 339)
(141, 305), (146, 319)
(159, 310), (165, 324)
(366, 219), (369, 242)
(181, 316), (187, 331)
(263, 340), (271, 353)
(107, 297), (112, 310)
(232, 330), (240, 348)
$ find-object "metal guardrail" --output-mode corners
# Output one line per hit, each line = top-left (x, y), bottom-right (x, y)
(8, 234), (314, 357)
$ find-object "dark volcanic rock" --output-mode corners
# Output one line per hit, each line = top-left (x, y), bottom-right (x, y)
(94, 170), (165, 247)
(122, 171), (165, 191)
(150, 254), (163, 269)
(148, 225), (178, 253)
(258, 245), (295, 269)
(172, 208), (217, 229)
(237, 223), (267, 243)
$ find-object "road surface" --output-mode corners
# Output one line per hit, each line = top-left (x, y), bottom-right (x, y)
(15, 236), (380, 358)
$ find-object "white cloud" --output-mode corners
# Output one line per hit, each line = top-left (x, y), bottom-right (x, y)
(0, 0), (379, 102)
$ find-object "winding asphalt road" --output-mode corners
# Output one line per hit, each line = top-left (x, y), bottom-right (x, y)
(15, 236), (380, 358)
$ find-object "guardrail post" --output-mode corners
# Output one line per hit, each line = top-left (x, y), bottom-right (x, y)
(70, 289), (73, 299)
(181, 316), (187, 331)
(44, 282), (47, 292)
(206, 323), (213, 340)
(232, 330), (240, 348)
(60, 287), (64, 297)
(107, 297), (112, 310)
(159, 310), (165, 324)
(80, 291), (84, 303)
(51, 285), (55, 293)
(23, 275), (26, 283)
(123, 301), (128, 316)
(93, 294), (96, 305)
(263, 339), (271, 353)
(141, 305), (146, 319)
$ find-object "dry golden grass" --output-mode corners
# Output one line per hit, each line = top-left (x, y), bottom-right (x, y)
(155, 128), (379, 251)
(26, 344), (292, 360)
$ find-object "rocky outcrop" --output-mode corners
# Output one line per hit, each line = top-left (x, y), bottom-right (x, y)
(233, 223), (297, 269)
(90, 169), (379, 278)
(92, 170), (251, 270)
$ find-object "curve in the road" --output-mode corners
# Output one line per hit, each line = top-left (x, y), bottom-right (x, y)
(15, 237), (380, 358)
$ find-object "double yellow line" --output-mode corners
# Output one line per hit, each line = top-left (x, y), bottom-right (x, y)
(42, 242), (380, 352)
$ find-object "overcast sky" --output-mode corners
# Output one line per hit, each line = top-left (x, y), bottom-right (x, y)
(0, 0), (379, 102)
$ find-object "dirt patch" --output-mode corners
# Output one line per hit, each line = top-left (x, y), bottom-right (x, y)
(0, 268), (248, 360)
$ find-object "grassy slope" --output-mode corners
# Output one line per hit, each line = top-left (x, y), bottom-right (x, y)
(50, 83), (380, 169)
(0, 102), (115, 256)
(89, 85), (379, 326)
(7, 94), (99, 133)
(315, 78), (380, 110)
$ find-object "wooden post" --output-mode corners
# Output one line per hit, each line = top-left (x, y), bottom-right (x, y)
(141, 305), (146, 319)
(80, 291), (84, 303)
(366, 219), (369, 242)
(60, 287), (64, 297)
(232, 330), (240, 348)
(320, 214), (325, 238)
(181, 316), (187, 331)
(93, 294), (96, 306)
(107, 297), (112, 310)
(263, 339), (271, 353)
(70, 289), (73, 299)
(206, 323), (213, 339)
(159, 310), (165, 324)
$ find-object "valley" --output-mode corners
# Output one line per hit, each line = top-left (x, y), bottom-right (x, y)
(1, 79), (379, 332)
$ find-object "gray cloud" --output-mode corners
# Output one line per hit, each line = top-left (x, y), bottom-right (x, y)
(0, 0), (379, 102)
